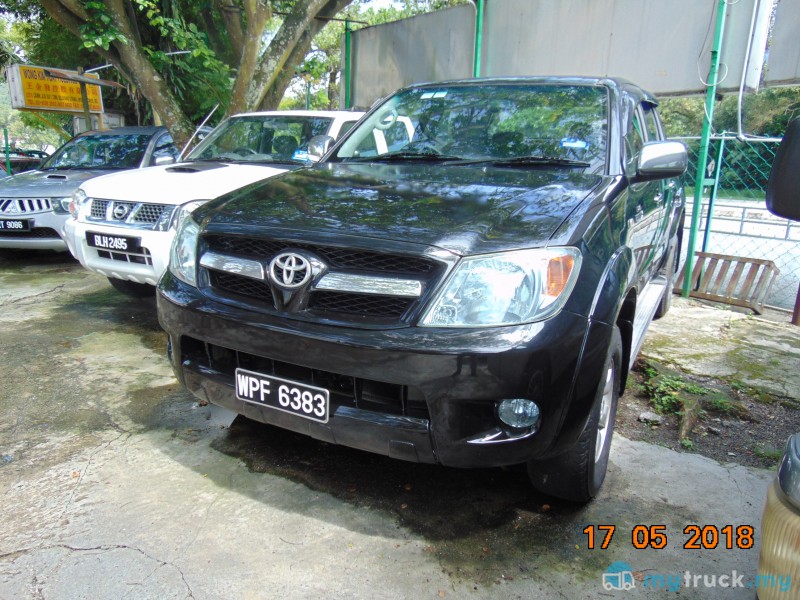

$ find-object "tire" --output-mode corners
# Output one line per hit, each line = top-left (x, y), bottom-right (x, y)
(107, 277), (156, 298)
(527, 326), (623, 503)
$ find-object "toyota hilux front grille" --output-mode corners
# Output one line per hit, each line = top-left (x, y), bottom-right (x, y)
(201, 235), (446, 325)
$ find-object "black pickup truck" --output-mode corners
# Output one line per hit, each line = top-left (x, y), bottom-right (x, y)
(157, 77), (687, 502)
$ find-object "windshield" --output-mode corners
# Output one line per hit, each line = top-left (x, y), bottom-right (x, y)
(187, 115), (334, 164)
(333, 84), (609, 173)
(43, 133), (155, 170)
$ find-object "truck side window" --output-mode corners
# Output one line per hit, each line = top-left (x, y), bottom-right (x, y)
(625, 110), (645, 175)
(642, 104), (662, 142)
(151, 133), (177, 164)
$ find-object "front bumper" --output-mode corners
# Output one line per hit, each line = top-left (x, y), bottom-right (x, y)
(0, 210), (68, 251)
(65, 219), (175, 286)
(158, 272), (613, 468)
(758, 480), (799, 600)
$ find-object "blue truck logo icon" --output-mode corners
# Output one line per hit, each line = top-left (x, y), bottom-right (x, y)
(603, 561), (636, 591)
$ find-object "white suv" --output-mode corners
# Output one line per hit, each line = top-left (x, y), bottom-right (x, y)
(65, 110), (364, 296)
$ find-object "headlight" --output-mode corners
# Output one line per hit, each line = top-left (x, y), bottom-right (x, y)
(51, 197), (72, 214)
(169, 213), (200, 287)
(170, 200), (209, 231)
(69, 189), (88, 219)
(419, 247), (581, 327)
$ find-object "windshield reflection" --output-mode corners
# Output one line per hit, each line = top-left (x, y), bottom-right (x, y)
(334, 84), (609, 173)
(44, 133), (155, 170)
(187, 115), (334, 164)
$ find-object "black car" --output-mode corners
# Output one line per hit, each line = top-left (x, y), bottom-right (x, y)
(157, 77), (687, 502)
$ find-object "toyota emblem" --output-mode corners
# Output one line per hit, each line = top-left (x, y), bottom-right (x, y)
(269, 252), (312, 289)
(112, 203), (131, 220)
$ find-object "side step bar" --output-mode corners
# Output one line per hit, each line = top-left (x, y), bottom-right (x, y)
(629, 275), (668, 370)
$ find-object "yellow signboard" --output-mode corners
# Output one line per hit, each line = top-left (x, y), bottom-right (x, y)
(5, 64), (104, 114)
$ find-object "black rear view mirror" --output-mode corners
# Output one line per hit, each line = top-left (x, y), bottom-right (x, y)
(766, 118), (800, 221)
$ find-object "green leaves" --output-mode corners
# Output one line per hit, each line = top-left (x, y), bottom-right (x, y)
(79, 1), (127, 50)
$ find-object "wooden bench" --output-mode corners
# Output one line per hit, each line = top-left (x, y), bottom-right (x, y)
(674, 251), (780, 314)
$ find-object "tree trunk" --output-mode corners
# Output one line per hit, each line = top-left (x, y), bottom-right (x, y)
(105, 0), (194, 147)
(253, 0), (355, 113)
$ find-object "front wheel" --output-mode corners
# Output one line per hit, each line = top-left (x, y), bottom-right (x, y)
(107, 277), (155, 298)
(527, 326), (623, 503)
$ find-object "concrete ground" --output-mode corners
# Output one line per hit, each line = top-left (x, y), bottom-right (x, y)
(0, 252), (796, 599)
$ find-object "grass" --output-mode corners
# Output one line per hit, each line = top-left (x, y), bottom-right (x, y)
(707, 395), (736, 415)
(644, 373), (709, 416)
(753, 444), (784, 464)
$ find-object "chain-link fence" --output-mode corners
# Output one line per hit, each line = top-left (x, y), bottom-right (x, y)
(676, 136), (799, 312)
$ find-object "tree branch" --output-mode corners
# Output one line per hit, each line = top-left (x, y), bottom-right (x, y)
(256, 0), (355, 111)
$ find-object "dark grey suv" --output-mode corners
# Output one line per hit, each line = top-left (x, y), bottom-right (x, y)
(157, 77), (687, 502)
(0, 126), (177, 252)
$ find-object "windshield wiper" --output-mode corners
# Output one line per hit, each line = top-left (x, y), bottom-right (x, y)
(457, 156), (591, 168)
(348, 151), (464, 163)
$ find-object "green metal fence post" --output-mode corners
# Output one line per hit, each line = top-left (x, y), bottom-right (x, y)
(473, 0), (485, 78)
(701, 136), (726, 253)
(344, 19), (352, 109)
(682, 0), (728, 297)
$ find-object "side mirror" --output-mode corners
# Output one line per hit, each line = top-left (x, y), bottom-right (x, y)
(635, 141), (688, 181)
(308, 135), (334, 162)
(154, 155), (176, 166)
(766, 118), (800, 221)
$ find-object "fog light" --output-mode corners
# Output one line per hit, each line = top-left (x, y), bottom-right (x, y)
(498, 398), (540, 429)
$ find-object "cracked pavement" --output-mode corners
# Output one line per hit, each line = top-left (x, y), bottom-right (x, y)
(0, 251), (790, 599)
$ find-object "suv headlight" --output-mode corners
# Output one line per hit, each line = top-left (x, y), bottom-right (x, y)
(69, 189), (89, 219)
(169, 200), (209, 231)
(51, 196), (72, 214)
(169, 213), (201, 287)
(419, 247), (581, 327)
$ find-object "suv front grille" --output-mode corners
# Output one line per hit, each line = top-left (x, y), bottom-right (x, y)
(308, 292), (413, 317)
(88, 198), (173, 228)
(0, 198), (53, 214)
(90, 199), (109, 219)
(135, 203), (169, 223)
(0, 227), (59, 239)
(210, 271), (274, 305)
(181, 336), (430, 420)
(207, 236), (436, 274)
(202, 235), (444, 324)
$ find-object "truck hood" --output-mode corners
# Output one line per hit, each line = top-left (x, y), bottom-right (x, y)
(80, 161), (292, 204)
(0, 168), (116, 197)
(203, 162), (603, 255)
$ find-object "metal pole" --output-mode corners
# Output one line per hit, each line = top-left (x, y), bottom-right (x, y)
(4, 128), (10, 176)
(344, 19), (352, 109)
(473, 0), (485, 78)
(77, 67), (93, 132)
(701, 136), (726, 253)
(306, 80), (311, 110)
(682, 0), (728, 297)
